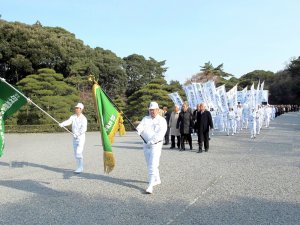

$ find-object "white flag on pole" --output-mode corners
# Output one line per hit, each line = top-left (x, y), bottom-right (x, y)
(202, 80), (217, 108)
(192, 83), (207, 106)
(168, 92), (184, 109)
(216, 85), (229, 113)
(226, 85), (237, 109)
(183, 85), (197, 110)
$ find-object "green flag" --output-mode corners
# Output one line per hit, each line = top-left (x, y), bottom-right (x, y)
(92, 82), (125, 174)
(0, 79), (27, 157)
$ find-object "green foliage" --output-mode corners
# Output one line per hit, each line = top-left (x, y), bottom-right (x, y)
(0, 19), (127, 98)
(126, 77), (173, 121)
(165, 80), (187, 101)
(94, 48), (127, 97)
(16, 68), (79, 124)
(238, 70), (275, 90)
(123, 54), (167, 97)
(269, 57), (300, 104)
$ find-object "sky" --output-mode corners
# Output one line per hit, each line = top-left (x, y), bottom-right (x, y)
(1, 0), (300, 83)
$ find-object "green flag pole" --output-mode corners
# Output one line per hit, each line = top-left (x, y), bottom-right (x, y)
(88, 75), (147, 143)
(0, 78), (74, 136)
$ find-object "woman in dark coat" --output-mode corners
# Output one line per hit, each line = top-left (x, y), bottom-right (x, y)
(176, 103), (193, 151)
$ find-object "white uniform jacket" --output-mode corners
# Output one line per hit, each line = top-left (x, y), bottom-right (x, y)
(61, 114), (88, 138)
(136, 115), (167, 145)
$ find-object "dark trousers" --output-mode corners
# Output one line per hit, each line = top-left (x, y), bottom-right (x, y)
(164, 127), (170, 144)
(198, 131), (210, 150)
(171, 135), (180, 148)
(180, 134), (192, 149)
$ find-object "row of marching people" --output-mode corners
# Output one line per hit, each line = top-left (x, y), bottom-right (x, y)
(210, 103), (277, 139)
(163, 102), (213, 153)
(162, 102), (297, 152)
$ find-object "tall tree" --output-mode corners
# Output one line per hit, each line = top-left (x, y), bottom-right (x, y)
(126, 77), (172, 121)
(123, 54), (167, 97)
(269, 57), (300, 104)
(185, 61), (231, 85)
(16, 68), (79, 124)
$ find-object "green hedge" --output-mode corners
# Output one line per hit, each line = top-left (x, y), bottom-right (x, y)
(5, 123), (135, 133)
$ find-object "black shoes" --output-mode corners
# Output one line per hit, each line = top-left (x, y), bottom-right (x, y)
(170, 146), (175, 149)
(205, 149), (209, 152)
(197, 149), (203, 153)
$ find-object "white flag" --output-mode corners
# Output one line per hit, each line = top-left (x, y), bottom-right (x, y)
(202, 80), (217, 108)
(192, 83), (207, 106)
(216, 85), (229, 113)
(250, 83), (255, 109)
(226, 85), (237, 109)
(258, 81), (265, 104)
(168, 92), (184, 109)
(183, 85), (198, 110)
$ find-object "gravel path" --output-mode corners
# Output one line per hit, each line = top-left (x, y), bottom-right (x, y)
(0, 112), (299, 225)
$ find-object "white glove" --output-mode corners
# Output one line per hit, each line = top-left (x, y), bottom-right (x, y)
(73, 134), (78, 139)
(147, 140), (154, 146)
(59, 123), (64, 128)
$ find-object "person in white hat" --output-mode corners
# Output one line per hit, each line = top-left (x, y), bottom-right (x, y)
(136, 101), (167, 194)
(59, 103), (88, 174)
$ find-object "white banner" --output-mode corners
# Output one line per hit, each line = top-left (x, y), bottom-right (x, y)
(262, 90), (268, 103)
(192, 83), (207, 106)
(258, 81), (265, 104)
(168, 92), (184, 109)
(183, 85), (197, 110)
(237, 86), (248, 104)
(226, 85), (237, 109)
(250, 83), (255, 109)
(202, 80), (217, 109)
(216, 85), (229, 113)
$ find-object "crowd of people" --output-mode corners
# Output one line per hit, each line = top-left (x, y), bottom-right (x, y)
(161, 102), (299, 151)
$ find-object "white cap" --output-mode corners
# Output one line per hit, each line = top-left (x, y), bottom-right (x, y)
(75, 103), (84, 110)
(149, 101), (159, 109)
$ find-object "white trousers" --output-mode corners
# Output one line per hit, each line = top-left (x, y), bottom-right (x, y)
(73, 136), (85, 159)
(249, 121), (256, 137)
(256, 119), (261, 134)
(227, 119), (235, 135)
(143, 142), (162, 186)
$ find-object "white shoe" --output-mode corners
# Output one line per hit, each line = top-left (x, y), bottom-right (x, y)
(146, 186), (153, 194)
(74, 158), (83, 174)
(153, 180), (161, 186)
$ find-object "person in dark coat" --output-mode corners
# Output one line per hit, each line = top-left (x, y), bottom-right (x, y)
(195, 103), (213, 153)
(176, 103), (193, 151)
(162, 106), (171, 145)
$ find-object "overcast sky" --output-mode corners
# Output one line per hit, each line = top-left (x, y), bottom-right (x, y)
(2, 0), (300, 83)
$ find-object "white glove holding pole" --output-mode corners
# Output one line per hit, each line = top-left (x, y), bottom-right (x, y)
(59, 123), (64, 128)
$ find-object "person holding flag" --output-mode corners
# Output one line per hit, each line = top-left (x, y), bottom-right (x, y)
(59, 103), (87, 174)
(136, 101), (167, 194)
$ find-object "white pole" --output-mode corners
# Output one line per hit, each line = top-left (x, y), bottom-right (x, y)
(0, 78), (74, 136)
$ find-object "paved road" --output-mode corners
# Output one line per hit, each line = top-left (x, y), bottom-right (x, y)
(0, 112), (299, 225)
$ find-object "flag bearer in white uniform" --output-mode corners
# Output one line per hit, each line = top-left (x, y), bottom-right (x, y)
(227, 107), (235, 136)
(236, 104), (243, 132)
(210, 107), (216, 135)
(256, 105), (262, 135)
(249, 108), (257, 139)
(59, 103), (87, 174)
(136, 102), (167, 194)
